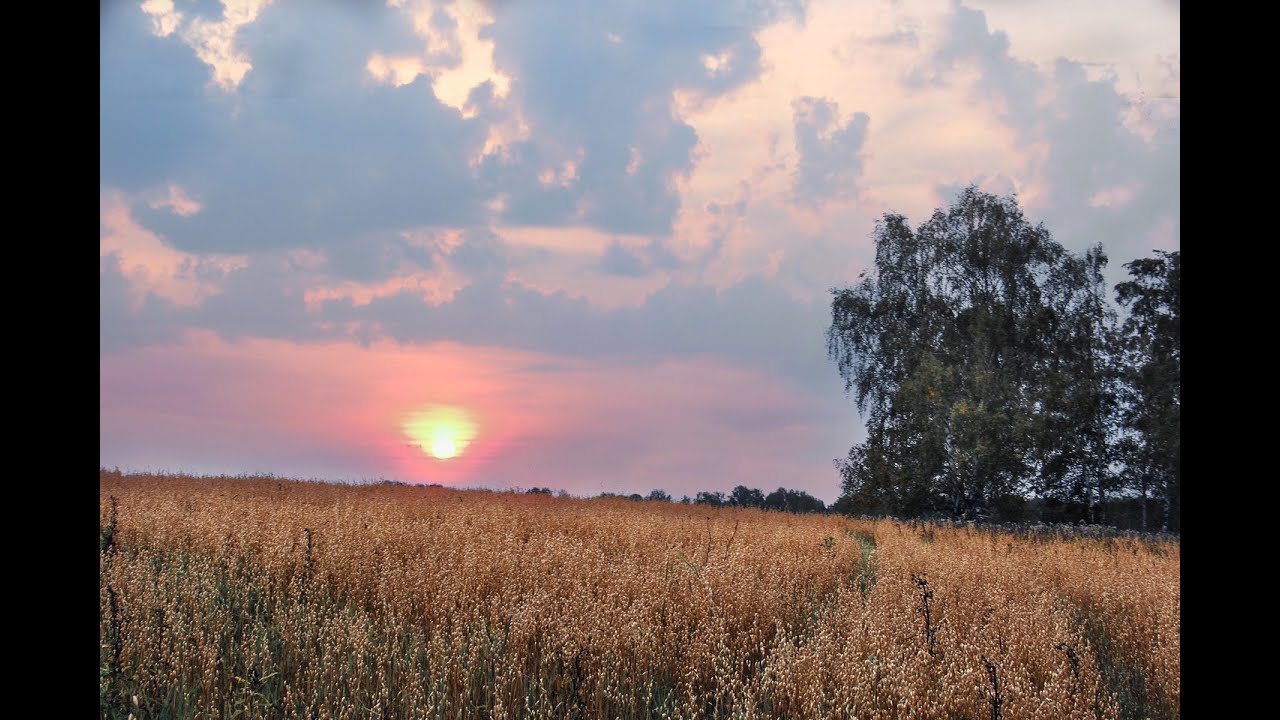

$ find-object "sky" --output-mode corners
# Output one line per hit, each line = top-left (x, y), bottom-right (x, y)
(100, 0), (1180, 502)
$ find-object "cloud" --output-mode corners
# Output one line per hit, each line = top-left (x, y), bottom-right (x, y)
(394, 0), (514, 112)
(103, 0), (1178, 360)
(190, 253), (330, 343)
(177, 0), (274, 91)
(477, 0), (807, 235)
(140, 0), (183, 37)
(103, 240), (839, 404)
(912, 1), (1179, 271)
(790, 97), (871, 209)
(100, 3), (221, 191)
(322, 232), (436, 284)
(101, 254), (184, 354)
(105, 0), (818, 271)
(316, 272), (838, 399)
(927, 0), (1041, 132)
(100, 188), (247, 307)
(1034, 71), (1178, 282)
(444, 227), (509, 278)
(119, 0), (490, 255)
(933, 173), (1017, 209)
(870, 29), (918, 47)
(597, 239), (649, 277)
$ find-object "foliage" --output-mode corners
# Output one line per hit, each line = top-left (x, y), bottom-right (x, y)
(763, 487), (826, 514)
(1114, 250), (1180, 531)
(694, 490), (727, 507)
(827, 187), (1176, 526)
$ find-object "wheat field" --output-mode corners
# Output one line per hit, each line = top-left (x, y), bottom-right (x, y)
(99, 470), (1179, 719)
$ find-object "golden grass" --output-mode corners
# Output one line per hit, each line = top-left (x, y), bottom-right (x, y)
(99, 470), (1179, 719)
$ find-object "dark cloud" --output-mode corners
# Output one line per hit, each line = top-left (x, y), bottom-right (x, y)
(927, 1), (1040, 129)
(481, 0), (808, 235)
(595, 237), (683, 277)
(191, 255), (328, 343)
(597, 239), (650, 277)
(644, 237), (684, 271)
(103, 249), (839, 399)
(122, 0), (490, 254)
(319, 272), (836, 395)
(790, 97), (870, 209)
(105, 0), (812, 264)
(446, 227), (509, 278)
(1034, 60), (1179, 272)
(100, 3), (220, 191)
(323, 233), (435, 284)
(916, 2), (1179, 275)
(475, 140), (580, 226)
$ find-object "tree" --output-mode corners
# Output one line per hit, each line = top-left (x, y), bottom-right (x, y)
(828, 187), (1114, 521)
(1032, 245), (1122, 522)
(729, 485), (766, 508)
(763, 487), (827, 514)
(694, 491), (726, 507)
(1115, 250), (1180, 531)
(646, 489), (672, 502)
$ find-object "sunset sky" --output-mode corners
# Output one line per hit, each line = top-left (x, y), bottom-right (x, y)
(101, 0), (1180, 501)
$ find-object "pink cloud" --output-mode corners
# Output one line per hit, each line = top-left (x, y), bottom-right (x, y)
(1088, 183), (1140, 208)
(100, 189), (247, 307)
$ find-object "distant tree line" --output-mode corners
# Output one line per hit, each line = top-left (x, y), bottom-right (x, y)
(692, 485), (827, 513)
(595, 485), (827, 514)
(827, 187), (1179, 531)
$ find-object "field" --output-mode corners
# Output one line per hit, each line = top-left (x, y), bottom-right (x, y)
(99, 471), (1179, 719)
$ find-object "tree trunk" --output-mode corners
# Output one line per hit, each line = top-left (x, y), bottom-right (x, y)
(1161, 476), (1170, 533)
(1086, 477), (1094, 524)
(1096, 470), (1105, 525)
(1140, 478), (1148, 533)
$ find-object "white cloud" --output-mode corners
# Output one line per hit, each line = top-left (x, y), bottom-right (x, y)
(393, 0), (513, 114)
(366, 52), (427, 87)
(140, 0), (182, 37)
(178, 0), (274, 91)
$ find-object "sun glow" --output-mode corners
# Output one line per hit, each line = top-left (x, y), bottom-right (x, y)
(403, 405), (478, 460)
(431, 437), (457, 459)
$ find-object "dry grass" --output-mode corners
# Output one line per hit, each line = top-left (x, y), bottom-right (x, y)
(99, 470), (1179, 719)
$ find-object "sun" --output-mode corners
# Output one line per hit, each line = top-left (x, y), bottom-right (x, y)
(431, 437), (458, 459)
(403, 405), (478, 460)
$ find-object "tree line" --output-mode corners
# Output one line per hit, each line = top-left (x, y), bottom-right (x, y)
(591, 485), (828, 513)
(826, 187), (1179, 531)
